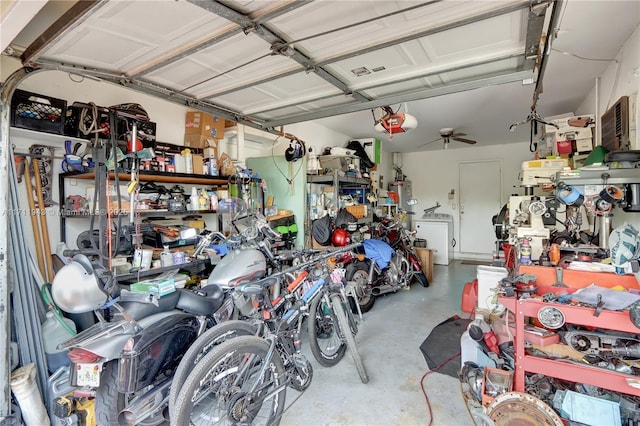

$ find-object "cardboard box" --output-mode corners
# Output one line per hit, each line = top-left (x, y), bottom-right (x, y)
(203, 146), (217, 160)
(184, 134), (217, 149)
(130, 277), (176, 297)
(185, 111), (226, 138)
(415, 248), (434, 283)
(544, 113), (594, 134)
(192, 154), (204, 174)
(556, 126), (592, 142)
(575, 138), (593, 153)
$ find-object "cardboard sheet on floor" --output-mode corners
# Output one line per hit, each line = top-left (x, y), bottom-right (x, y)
(419, 315), (468, 378)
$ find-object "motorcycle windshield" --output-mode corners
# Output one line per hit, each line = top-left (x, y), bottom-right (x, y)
(363, 239), (394, 269)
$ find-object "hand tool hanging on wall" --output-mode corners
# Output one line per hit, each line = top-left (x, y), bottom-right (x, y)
(28, 145), (55, 206)
(23, 158), (46, 279)
(32, 158), (55, 281)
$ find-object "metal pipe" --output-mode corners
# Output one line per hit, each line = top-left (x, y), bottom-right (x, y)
(595, 76), (601, 145)
(1, 67), (50, 416)
(8, 146), (49, 403)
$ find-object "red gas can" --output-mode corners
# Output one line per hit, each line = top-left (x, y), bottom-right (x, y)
(461, 279), (478, 314)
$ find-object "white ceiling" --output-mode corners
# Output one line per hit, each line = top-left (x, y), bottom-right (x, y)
(2, 0), (639, 152)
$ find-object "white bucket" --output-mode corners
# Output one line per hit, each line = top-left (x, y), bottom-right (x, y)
(476, 265), (508, 312)
(10, 363), (50, 426)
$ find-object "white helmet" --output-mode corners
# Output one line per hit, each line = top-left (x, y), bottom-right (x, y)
(52, 254), (108, 313)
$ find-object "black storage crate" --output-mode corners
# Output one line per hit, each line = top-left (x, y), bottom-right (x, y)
(64, 102), (111, 140)
(11, 89), (67, 135)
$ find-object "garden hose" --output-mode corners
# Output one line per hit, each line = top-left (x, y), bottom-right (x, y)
(40, 284), (77, 336)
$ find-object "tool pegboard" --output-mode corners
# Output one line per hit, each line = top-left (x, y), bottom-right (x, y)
(28, 145), (55, 207)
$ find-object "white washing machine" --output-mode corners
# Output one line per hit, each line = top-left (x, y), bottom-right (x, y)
(414, 214), (455, 265)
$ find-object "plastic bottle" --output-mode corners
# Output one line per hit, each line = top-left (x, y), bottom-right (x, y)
(161, 245), (174, 267)
(198, 190), (208, 210)
(550, 243), (560, 265)
(209, 158), (218, 176)
(41, 311), (76, 373)
(190, 187), (199, 211)
(209, 191), (218, 211)
(184, 149), (193, 174)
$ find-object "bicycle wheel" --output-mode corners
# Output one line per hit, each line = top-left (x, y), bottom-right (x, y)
(308, 292), (346, 367)
(169, 320), (258, 417)
(330, 293), (369, 384)
(172, 335), (286, 426)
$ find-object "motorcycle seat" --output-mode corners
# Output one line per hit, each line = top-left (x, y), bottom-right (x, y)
(119, 290), (181, 321)
(176, 284), (225, 315)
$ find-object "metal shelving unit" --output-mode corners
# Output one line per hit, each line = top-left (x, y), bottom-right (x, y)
(306, 170), (372, 247)
(499, 296), (640, 397)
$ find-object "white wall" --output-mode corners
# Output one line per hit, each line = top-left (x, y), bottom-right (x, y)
(577, 25), (640, 150)
(576, 24), (640, 231)
(401, 141), (534, 259)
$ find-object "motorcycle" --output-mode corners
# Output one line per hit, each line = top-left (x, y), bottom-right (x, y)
(50, 211), (282, 425)
(346, 214), (429, 313)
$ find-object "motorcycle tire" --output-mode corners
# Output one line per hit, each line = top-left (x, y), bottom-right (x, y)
(169, 320), (258, 418)
(95, 361), (166, 426)
(415, 271), (430, 288)
(173, 335), (286, 426)
(345, 261), (375, 314)
(308, 293), (347, 367)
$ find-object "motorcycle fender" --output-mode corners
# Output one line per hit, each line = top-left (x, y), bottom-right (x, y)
(77, 333), (133, 362)
(122, 312), (200, 392)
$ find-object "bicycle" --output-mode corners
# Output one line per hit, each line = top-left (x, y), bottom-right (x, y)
(307, 265), (369, 383)
(170, 245), (368, 425)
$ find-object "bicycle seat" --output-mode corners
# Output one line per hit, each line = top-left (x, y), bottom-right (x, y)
(236, 275), (280, 295)
(176, 284), (225, 315)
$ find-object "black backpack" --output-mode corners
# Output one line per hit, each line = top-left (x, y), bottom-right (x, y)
(312, 215), (333, 246)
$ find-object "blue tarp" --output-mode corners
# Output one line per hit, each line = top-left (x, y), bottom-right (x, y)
(363, 239), (394, 269)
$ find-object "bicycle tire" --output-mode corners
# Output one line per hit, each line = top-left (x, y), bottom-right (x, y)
(168, 320), (258, 418)
(330, 293), (369, 384)
(172, 335), (286, 426)
(308, 292), (346, 367)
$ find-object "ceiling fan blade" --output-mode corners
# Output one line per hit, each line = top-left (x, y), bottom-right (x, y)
(418, 137), (442, 148)
(452, 136), (477, 144)
(450, 132), (467, 138)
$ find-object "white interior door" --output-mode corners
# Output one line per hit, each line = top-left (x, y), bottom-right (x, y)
(459, 161), (502, 256)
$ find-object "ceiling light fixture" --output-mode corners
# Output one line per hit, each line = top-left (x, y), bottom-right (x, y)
(373, 103), (417, 138)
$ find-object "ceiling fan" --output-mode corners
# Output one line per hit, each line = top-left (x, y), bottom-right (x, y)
(419, 128), (477, 149)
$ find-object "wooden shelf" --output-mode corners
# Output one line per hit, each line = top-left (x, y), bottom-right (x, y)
(62, 170), (236, 185)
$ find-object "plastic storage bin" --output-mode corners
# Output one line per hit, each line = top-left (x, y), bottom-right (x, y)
(476, 265), (508, 312)
(11, 89), (67, 134)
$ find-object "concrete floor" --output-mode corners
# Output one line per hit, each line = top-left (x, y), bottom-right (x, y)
(281, 261), (478, 426)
